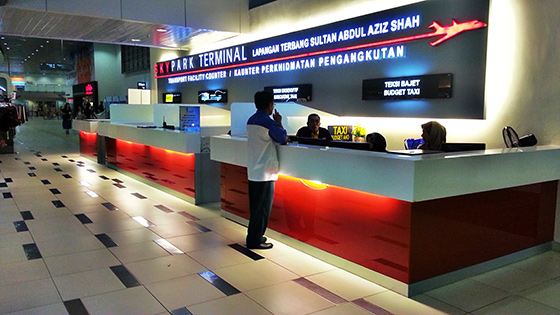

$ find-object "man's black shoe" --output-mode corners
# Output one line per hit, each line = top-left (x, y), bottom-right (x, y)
(247, 242), (273, 250)
(261, 236), (267, 243)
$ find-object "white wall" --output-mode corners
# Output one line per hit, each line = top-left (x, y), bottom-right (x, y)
(93, 43), (154, 104)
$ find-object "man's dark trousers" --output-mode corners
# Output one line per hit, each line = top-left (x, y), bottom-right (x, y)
(246, 180), (274, 246)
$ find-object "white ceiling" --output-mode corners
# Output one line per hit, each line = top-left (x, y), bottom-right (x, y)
(0, 5), (241, 74)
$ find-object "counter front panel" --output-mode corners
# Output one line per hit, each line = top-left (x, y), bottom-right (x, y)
(79, 131), (97, 159)
(221, 163), (557, 284)
(107, 138), (196, 198)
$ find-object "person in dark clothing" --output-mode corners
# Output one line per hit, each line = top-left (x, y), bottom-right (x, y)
(366, 132), (387, 152)
(296, 113), (332, 140)
(60, 103), (72, 134)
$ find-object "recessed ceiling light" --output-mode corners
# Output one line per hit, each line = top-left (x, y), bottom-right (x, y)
(131, 39), (141, 42)
(156, 28), (168, 32)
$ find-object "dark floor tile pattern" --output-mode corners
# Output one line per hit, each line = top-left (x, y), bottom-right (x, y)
(198, 270), (241, 296)
(63, 174), (72, 178)
(0, 182), (7, 187)
(101, 202), (118, 211)
(155, 205), (174, 213)
(52, 162), (60, 166)
(353, 298), (394, 315)
(110, 265), (141, 288)
(228, 244), (265, 261)
(170, 308), (194, 315)
(293, 277), (347, 304)
(4, 177), (13, 182)
(131, 192), (147, 199)
(54, 168), (63, 172)
(177, 211), (200, 221)
(3, 192), (12, 198)
(13, 220), (29, 232)
(63, 299), (89, 315)
(41, 179), (51, 185)
(113, 183), (126, 188)
(99, 175), (110, 180)
(20, 211), (34, 220)
(52, 200), (65, 208)
(28, 166), (36, 170)
(22, 243), (42, 260)
(28, 172), (36, 177)
(24, 161), (31, 165)
(50, 188), (61, 194)
(95, 233), (118, 247)
(187, 221), (212, 233)
(75, 214), (93, 224)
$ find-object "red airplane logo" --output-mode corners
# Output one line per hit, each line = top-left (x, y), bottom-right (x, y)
(427, 19), (487, 46)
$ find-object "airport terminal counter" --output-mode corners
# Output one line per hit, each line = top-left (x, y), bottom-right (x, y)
(211, 135), (560, 296)
(76, 121), (229, 204)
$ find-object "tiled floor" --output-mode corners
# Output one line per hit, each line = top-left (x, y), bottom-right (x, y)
(1, 118), (560, 315)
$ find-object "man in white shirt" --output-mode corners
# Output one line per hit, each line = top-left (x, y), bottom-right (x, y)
(246, 91), (287, 249)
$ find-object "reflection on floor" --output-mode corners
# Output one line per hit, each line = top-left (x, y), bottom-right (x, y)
(1, 119), (559, 315)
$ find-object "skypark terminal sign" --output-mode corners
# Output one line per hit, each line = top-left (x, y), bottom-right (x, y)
(156, 3), (486, 86)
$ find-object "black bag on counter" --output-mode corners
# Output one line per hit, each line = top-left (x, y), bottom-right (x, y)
(502, 126), (537, 148)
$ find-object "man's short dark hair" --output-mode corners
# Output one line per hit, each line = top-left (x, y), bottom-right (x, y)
(254, 91), (273, 110)
(308, 113), (320, 121)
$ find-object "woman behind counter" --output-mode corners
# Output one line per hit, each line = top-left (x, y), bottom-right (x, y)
(418, 121), (446, 151)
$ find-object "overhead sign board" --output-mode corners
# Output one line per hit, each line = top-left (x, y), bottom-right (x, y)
(362, 73), (452, 100)
(155, 10), (485, 84)
(264, 84), (312, 102)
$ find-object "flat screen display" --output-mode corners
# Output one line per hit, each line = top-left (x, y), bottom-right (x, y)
(362, 73), (452, 100)
(198, 89), (228, 103)
(163, 92), (182, 103)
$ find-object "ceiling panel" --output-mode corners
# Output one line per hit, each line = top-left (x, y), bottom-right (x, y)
(0, 6), (241, 74)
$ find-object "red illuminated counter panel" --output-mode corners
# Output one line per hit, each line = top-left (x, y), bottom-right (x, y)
(73, 119), (108, 159)
(76, 122), (225, 205)
(210, 135), (560, 295)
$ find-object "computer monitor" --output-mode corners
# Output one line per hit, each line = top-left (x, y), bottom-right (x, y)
(441, 143), (486, 152)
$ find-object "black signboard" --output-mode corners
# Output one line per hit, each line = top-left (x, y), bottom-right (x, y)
(198, 89), (228, 103)
(362, 73), (452, 100)
(264, 84), (312, 102)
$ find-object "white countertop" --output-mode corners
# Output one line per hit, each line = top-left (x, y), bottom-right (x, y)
(211, 135), (560, 202)
(76, 121), (229, 154)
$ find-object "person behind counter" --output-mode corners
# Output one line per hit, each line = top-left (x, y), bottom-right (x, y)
(296, 113), (332, 141)
(246, 91), (288, 250)
(366, 132), (387, 152)
(418, 121), (446, 151)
